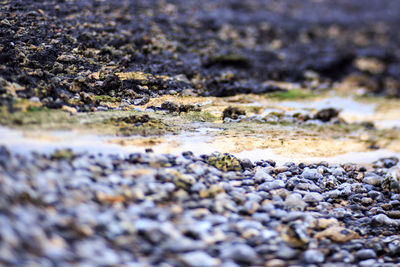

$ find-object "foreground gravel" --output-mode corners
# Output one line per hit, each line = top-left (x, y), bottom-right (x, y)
(1, 146), (400, 266)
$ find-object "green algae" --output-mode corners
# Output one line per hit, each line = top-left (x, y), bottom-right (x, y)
(207, 152), (242, 172)
(95, 95), (121, 103)
(266, 89), (316, 100)
(180, 111), (217, 122)
(104, 114), (173, 136)
(0, 109), (77, 127)
(51, 149), (77, 161)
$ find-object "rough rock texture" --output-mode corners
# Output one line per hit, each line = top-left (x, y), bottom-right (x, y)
(1, 0), (400, 111)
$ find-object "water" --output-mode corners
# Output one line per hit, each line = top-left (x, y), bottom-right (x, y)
(1, 126), (399, 165)
(237, 148), (400, 165)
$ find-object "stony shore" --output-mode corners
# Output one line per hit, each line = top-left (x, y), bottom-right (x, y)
(1, 146), (400, 266)
(2, 0), (400, 266)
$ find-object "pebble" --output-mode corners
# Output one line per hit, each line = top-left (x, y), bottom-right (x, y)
(258, 180), (285, 191)
(221, 244), (258, 265)
(275, 246), (298, 260)
(363, 172), (383, 186)
(180, 251), (220, 267)
(314, 226), (360, 243)
(355, 249), (377, 260)
(265, 259), (286, 267)
(371, 214), (399, 226)
(253, 167), (274, 183)
(303, 192), (324, 203)
(284, 193), (307, 211)
(304, 249), (325, 264)
(302, 168), (324, 181)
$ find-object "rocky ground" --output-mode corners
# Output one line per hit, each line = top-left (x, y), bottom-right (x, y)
(1, 147), (400, 266)
(1, 0), (400, 266)
(1, 0), (400, 112)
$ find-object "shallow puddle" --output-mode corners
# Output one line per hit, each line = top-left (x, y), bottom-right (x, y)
(1, 125), (399, 166)
(1, 90), (399, 165)
(278, 97), (375, 121)
(237, 148), (400, 165)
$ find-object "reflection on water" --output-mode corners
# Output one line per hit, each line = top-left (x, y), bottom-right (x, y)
(267, 96), (400, 129)
(279, 97), (375, 116)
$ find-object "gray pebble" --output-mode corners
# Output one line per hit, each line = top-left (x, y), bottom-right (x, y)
(303, 192), (324, 203)
(363, 172), (383, 186)
(355, 249), (377, 260)
(221, 244), (258, 264)
(253, 167), (274, 183)
(302, 168), (323, 181)
(304, 249), (325, 264)
(179, 251), (220, 267)
(284, 193), (307, 211)
(372, 214), (399, 226)
(275, 246), (298, 260)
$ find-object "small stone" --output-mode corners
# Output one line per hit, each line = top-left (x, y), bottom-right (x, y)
(61, 105), (78, 114)
(240, 158), (254, 170)
(373, 157), (399, 168)
(284, 193), (307, 211)
(359, 259), (377, 267)
(313, 108), (339, 122)
(386, 211), (400, 219)
(220, 261), (240, 267)
(265, 259), (286, 267)
(304, 249), (325, 264)
(371, 214), (399, 226)
(221, 244), (258, 265)
(388, 240), (400, 255)
(0, 19), (12, 27)
(281, 222), (310, 248)
(207, 153), (242, 172)
(309, 218), (339, 230)
(314, 226), (360, 243)
(57, 54), (76, 62)
(331, 250), (355, 263)
(258, 180), (285, 191)
(332, 167), (345, 177)
(180, 251), (220, 267)
(242, 200), (260, 215)
(355, 249), (377, 260)
(181, 88), (196, 96)
(363, 173), (383, 186)
(274, 166), (288, 173)
(253, 167), (274, 183)
(303, 192), (324, 203)
(275, 246), (298, 260)
(361, 197), (373, 206)
(302, 168), (323, 180)
(222, 106), (246, 120)
(29, 96), (41, 103)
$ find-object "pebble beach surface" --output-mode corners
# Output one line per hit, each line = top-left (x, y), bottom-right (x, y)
(1, 146), (400, 266)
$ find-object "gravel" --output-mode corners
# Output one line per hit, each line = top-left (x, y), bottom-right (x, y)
(0, 146), (400, 266)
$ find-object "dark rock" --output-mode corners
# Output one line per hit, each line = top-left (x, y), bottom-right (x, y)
(222, 107), (246, 121)
(355, 249), (377, 260)
(313, 108), (340, 122)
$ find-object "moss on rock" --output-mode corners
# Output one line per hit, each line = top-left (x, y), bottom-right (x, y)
(207, 152), (242, 172)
